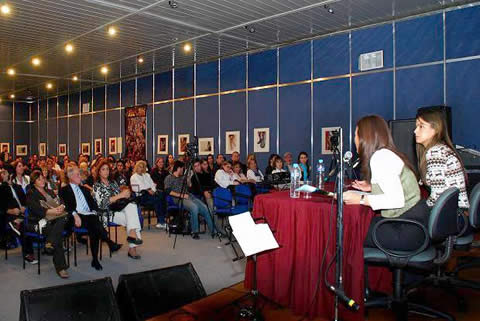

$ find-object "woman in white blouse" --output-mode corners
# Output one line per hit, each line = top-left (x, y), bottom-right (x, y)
(214, 161), (239, 188)
(12, 160), (30, 193)
(343, 115), (429, 251)
(130, 160), (166, 229)
(246, 159), (264, 183)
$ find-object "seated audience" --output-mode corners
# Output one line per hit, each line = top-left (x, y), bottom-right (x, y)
(93, 160), (142, 259)
(265, 154), (279, 176)
(150, 157), (169, 192)
(113, 160), (129, 187)
(233, 163), (255, 184)
(298, 151), (311, 181)
(41, 167), (58, 195)
(231, 151), (247, 174)
(60, 166), (122, 271)
(130, 160), (166, 229)
(27, 170), (70, 278)
(12, 160), (30, 193)
(206, 154), (215, 176)
(164, 161), (216, 239)
(166, 154), (175, 173)
(190, 159), (215, 212)
(214, 154), (225, 174)
(246, 159), (264, 183)
(283, 152), (293, 172)
(215, 161), (239, 188)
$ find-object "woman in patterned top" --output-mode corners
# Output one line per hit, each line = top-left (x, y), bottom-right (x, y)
(93, 159), (143, 259)
(415, 109), (469, 210)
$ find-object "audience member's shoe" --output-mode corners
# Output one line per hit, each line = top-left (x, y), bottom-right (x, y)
(44, 242), (54, 255)
(128, 252), (141, 260)
(191, 233), (200, 240)
(8, 222), (21, 236)
(91, 260), (103, 271)
(24, 254), (38, 265)
(108, 242), (122, 253)
(212, 231), (227, 239)
(155, 223), (167, 229)
(76, 236), (88, 245)
(57, 270), (69, 279)
(127, 237), (143, 245)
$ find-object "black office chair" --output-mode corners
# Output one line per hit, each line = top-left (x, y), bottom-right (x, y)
(364, 187), (460, 321)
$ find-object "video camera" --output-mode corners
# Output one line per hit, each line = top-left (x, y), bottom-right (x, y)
(186, 136), (199, 157)
(329, 129), (340, 151)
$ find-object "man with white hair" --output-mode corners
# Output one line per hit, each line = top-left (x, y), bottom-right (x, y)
(59, 166), (122, 270)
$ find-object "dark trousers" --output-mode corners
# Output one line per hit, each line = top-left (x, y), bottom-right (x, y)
(364, 200), (430, 251)
(139, 192), (166, 224)
(77, 214), (111, 261)
(5, 214), (34, 255)
(43, 216), (69, 272)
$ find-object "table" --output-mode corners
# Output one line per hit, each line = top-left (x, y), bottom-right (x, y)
(244, 189), (392, 321)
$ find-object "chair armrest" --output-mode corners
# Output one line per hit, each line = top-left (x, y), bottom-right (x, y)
(372, 218), (429, 259)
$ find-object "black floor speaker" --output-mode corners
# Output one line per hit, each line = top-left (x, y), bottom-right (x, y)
(389, 118), (418, 172)
(19, 277), (121, 321)
(116, 262), (206, 321)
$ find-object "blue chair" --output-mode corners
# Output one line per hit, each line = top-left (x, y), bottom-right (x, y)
(166, 195), (191, 236)
(233, 185), (252, 211)
(213, 188), (247, 218)
(98, 209), (119, 259)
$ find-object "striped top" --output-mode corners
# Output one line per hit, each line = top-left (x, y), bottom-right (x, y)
(425, 143), (469, 209)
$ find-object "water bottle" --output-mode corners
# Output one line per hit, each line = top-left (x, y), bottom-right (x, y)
(290, 163), (301, 198)
(316, 159), (325, 189)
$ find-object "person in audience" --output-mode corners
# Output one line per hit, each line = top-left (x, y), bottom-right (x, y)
(124, 159), (133, 182)
(164, 161), (217, 239)
(59, 166), (122, 271)
(271, 156), (286, 174)
(62, 155), (70, 169)
(190, 159), (215, 212)
(130, 160), (166, 229)
(215, 161), (239, 188)
(28, 154), (38, 171)
(298, 152), (310, 181)
(231, 152), (247, 174)
(0, 170), (37, 264)
(415, 109), (470, 234)
(265, 154), (279, 176)
(283, 152), (293, 172)
(233, 163), (255, 184)
(83, 161), (99, 191)
(113, 160), (129, 187)
(151, 157), (169, 192)
(93, 159), (142, 260)
(41, 167), (58, 195)
(27, 170), (71, 278)
(12, 160), (30, 193)
(247, 159), (264, 183)
(51, 155), (61, 172)
(206, 154), (215, 176)
(166, 154), (175, 173)
(344, 115), (429, 251)
(247, 153), (256, 165)
(79, 162), (90, 186)
(214, 154), (225, 174)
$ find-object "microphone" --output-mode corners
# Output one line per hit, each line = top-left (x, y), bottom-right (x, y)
(343, 151), (353, 163)
(328, 285), (360, 311)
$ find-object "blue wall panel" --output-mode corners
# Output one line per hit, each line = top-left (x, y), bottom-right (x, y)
(249, 49), (277, 87)
(248, 88), (277, 170)
(58, 118), (67, 144)
(396, 14), (443, 66)
(221, 55), (246, 91)
(313, 78), (350, 158)
(154, 104), (173, 155)
(174, 100), (194, 155)
(93, 113), (105, 142)
(69, 116), (79, 158)
(47, 118), (57, 155)
(396, 64), (444, 119)
(0, 102), (12, 120)
(31, 122), (38, 155)
(352, 24), (393, 72)
(15, 102), (29, 121)
(81, 115), (92, 145)
(93, 86), (105, 111)
(121, 80), (135, 107)
(221, 93), (246, 157)
(137, 75), (153, 105)
(314, 34), (350, 78)
(107, 83), (120, 109)
(69, 92), (80, 114)
(14, 123), (29, 148)
(446, 6), (480, 59)
(81, 90), (92, 112)
(48, 98), (57, 118)
(196, 96), (219, 153)
(175, 67), (194, 98)
(155, 71), (172, 101)
(39, 100), (47, 143)
(106, 110), (120, 139)
(447, 59), (480, 148)
(352, 72), (393, 126)
(280, 42), (311, 83)
(279, 84), (310, 159)
(146, 106), (153, 163)
(196, 61), (218, 95)
(58, 96), (67, 116)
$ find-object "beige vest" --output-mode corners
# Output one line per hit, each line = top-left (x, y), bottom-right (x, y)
(371, 166), (420, 218)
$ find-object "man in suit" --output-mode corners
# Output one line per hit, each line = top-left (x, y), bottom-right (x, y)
(59, 166), (121, 270)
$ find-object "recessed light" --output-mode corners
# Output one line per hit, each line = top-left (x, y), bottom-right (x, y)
(72, 75), (78, 81)
(183, 43), (192, 53)
(65, 43), (74, 53)
(46, 83), (53, 89)
(137, 56), (144, 64)
(7, 68), (15, 76)
(1, 4), (11, 15)
(101, 66), (109, 74)
(168, 1), (178, 9)
(32, 57), (41, 66)
(9, 94), (15, 99)
(108, 26), (117, 36)
(245, 25), (256, 33)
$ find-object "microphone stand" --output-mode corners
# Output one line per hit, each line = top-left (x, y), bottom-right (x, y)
(334, 143), (344, 321)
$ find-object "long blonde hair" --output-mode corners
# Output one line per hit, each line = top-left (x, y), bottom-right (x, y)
(415, 109), (466, 183)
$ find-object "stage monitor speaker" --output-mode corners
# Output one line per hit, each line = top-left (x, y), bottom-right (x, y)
(417, 105), (452, 140)
(19, 277), (121, 321)
(389, 118), (418, 172)
(116, 262), (206, 321)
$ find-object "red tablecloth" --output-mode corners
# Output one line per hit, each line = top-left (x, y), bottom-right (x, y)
(244, 190), (392, 321)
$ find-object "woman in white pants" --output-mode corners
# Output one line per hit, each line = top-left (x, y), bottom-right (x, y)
(93, 159), (142, 259)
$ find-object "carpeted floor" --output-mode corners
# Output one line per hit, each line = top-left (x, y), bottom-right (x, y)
(0, 225), (245, 321)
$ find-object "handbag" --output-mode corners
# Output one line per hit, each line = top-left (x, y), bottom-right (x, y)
(109, 195), (137, 212)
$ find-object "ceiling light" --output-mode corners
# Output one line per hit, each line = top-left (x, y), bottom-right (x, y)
(137, 56), (144, 64)
(1, 4), (11, 15)
(245, 25), (256, 33)
(7, 68), (15, 76)
(9, 94), (15, 99)
(101, 66), (109, 74)
(65, 43), (74, 53)
(32, 57), (41, 66)
(46, 83), (53, 89)
(324, 4), (334, 14)
(183, 43), (192, 53)
(108, 26), (117, 36)
(72, 75), (78, 81)
(168, 1), (178, 9)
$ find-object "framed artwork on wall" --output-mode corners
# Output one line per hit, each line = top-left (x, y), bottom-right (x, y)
(157, 135), (168, 155)
(321, 127), (341, 155)
(39, 143), (46, 157)
(225, 131), (240, 154)
(1, 142), (10, 154)
(94, 139), (102, 155)
(253, 128), (269, 153)
(58, 144), (67, 156)
(177, 134), (189, 155)
(81, 143), (90, 156)
(116, 137), (122, 154)
(109, 137), (117, 155)
(16, 145), (27, 156)
(198, 137), (214, 156)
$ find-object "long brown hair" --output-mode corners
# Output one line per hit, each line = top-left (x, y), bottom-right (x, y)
(95, 159), (112, 183)
(357, 115), (416, 183)
(415, 109), (467, 184)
